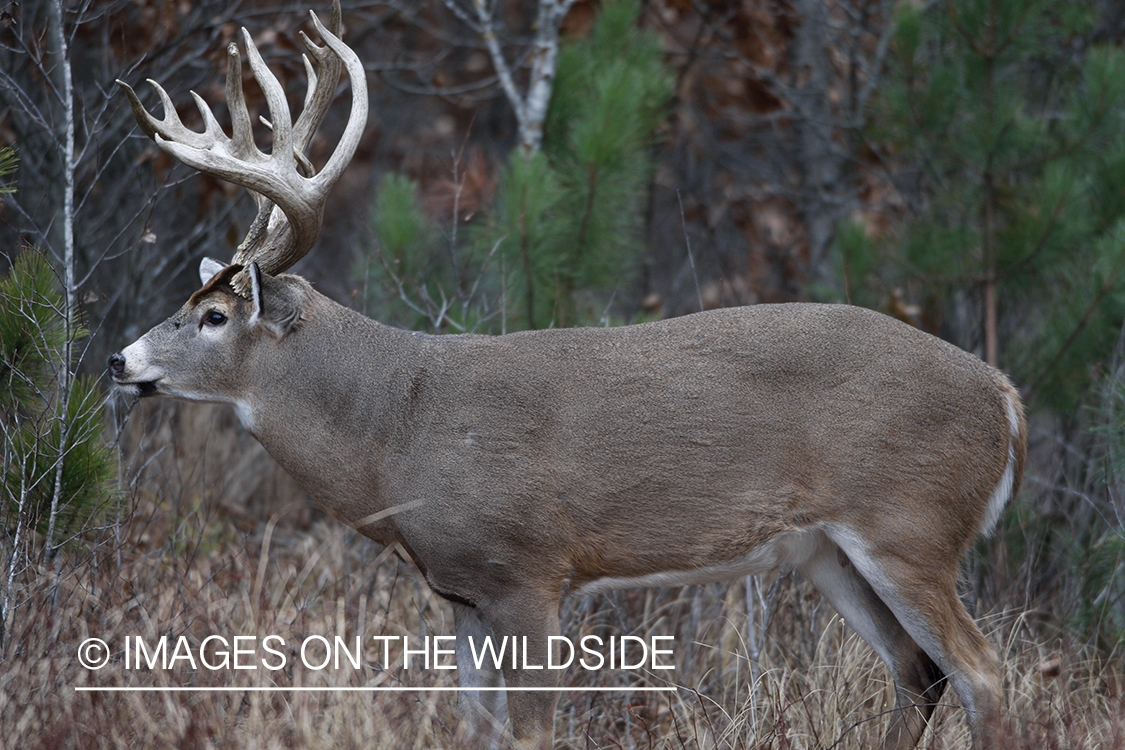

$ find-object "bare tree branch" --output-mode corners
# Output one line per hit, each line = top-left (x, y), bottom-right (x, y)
(449, 0), (576, 157)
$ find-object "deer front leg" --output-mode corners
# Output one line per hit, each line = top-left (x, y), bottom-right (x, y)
(482, 592), (562, 750)
(453, 602), (507, 747)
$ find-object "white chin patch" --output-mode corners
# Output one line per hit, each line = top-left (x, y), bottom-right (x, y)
(234, 401), (256, 432)
(117, 380), (159, 398)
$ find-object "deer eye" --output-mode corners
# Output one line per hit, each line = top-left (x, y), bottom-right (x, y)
(203, 310), (227, 327)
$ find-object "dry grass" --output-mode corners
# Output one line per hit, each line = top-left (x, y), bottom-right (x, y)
(1, 402), (1122, 749)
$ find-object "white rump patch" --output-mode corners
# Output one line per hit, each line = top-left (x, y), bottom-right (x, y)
(981, 392), (1020, 537)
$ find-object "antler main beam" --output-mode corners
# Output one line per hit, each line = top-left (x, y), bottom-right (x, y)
(117, 0), (367, 291)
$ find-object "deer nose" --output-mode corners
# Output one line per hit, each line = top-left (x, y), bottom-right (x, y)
(108, 352), (126, 378)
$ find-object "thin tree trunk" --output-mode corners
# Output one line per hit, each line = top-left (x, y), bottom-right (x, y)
(982, 50), (999, 368)
(1, 444), (31, 650)
(44, 0), (76, 557)
(790, 0), (847, 291)
(518, 0), (574, 158)
(469, 0), (577, 159)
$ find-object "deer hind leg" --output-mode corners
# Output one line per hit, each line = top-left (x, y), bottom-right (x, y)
(886, 580), (1002, 750)
(829, 531), (1002, 750)
(799, 536), (946, 750)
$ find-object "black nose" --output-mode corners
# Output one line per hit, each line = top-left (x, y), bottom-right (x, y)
(108, 352), (125, 377)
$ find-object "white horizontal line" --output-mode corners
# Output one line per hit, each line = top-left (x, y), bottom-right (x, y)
(75, 686), (678, 693)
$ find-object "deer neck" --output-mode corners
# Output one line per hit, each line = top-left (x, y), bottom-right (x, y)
(239, 295), (432, 533)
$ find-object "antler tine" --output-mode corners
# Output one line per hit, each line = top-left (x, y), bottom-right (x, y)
(303, 8), (367, 194)
(226, 27), (301, 276)
(118, 0), (367, 295)
(218, 41), (274, 233)
(231, 0), (365, 283)
(222, 45), (264, 166)
(292, 0), (343, 157)
(118, 79), (214, 151)
(239, 27), (296, 176)
(249, 0), (342, 178)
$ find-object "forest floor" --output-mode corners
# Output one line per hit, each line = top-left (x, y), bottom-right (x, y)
(2, 402), (1122, 749)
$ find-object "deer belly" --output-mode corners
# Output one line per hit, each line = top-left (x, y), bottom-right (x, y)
(575, 527), (825, 595)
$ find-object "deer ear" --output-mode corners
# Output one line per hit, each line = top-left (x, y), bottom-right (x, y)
(199, 257), (226, 286)
(248, 262), (265, 329)
(248, 262), (303, 339)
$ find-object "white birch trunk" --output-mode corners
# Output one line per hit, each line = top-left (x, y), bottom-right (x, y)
(44, 0), (77, 557)
(470, 0), (577, 158)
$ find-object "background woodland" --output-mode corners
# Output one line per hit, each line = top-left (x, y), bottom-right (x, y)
(1, 0), (1124, 747)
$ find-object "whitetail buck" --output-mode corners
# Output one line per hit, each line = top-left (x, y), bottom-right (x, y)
(110, 4), (1026, 748)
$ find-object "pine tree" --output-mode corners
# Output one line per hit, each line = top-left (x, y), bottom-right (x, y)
(845, 0), (1125, 412)
(1, 252), (116, 545)
(481, 0), (672, 329)
(0, 148), (15, 199)
(361, 0), (672, 332)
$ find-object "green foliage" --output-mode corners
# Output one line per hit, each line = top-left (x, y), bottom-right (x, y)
(5, 376), (117, 540)
(363, 173), (446, 328)
(866, 0), (1125, 650)
(485, 152), (567, 329)
(836, 218), (885, 311)
(372, 172), (434, 274)
(0, 147), (15, 202)
(0, 252), (70, 413)
(1, 252), (115, 543)
(487, 0), (672, 329)
(851, 0), (1125, 412)
(359, 0), (673, 331)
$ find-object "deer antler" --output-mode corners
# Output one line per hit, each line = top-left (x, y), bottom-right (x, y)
(117, 0), (367, 294)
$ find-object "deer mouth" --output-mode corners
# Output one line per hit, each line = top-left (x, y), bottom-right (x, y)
(111, 377), (161, 398)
